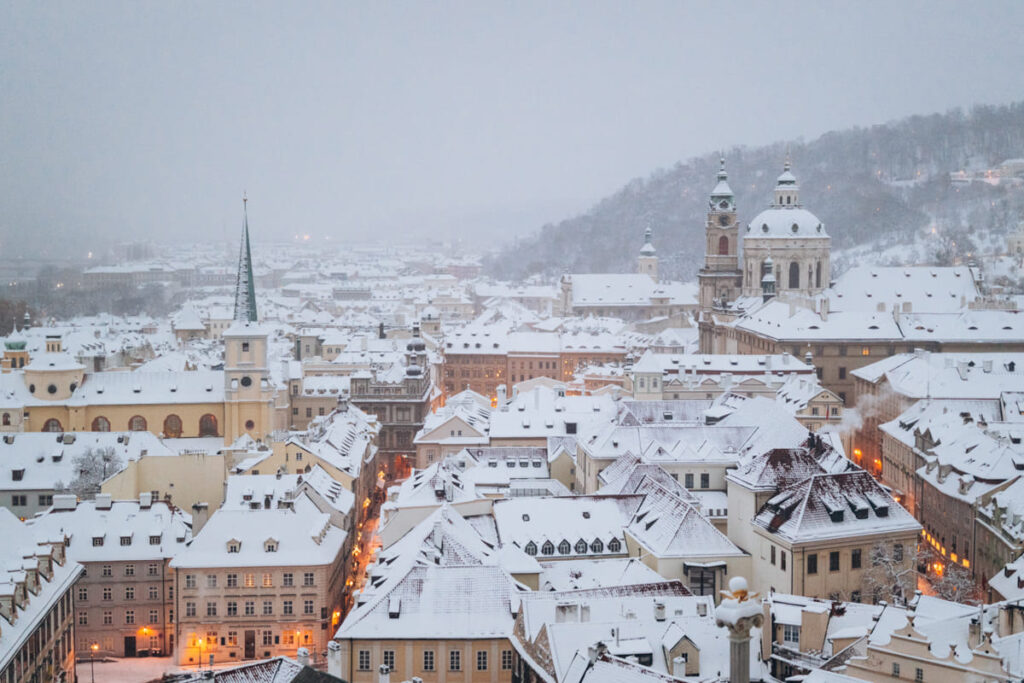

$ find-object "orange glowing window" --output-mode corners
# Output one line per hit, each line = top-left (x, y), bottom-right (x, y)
(861, 347), (870, 356)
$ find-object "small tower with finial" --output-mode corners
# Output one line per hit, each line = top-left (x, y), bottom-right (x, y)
(637, 226), (658, 281)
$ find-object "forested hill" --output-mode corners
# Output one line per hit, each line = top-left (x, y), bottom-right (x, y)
(486, 102), (1024, 281)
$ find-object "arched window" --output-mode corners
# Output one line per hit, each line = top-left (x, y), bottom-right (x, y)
(1, 413), (9, 426)
(718, 235), (729, 255)
(91, 416), (110, 432)
(128, 415), (147, 432)
(816, 260), (822, 289)
(199, 414), (218, 437)
(541, 541), (554, 556)
(786, 195), (792, 205)
(163, 414), (183, 438)
(575, 539), (587, 554)
(558, 540), (571, 555)
(788, 262), (800, 289)
(608, 538), (622, 553)
(590, 539), (604, 553)
(42, 418), (63, 432)
(524, 542), (537, 556)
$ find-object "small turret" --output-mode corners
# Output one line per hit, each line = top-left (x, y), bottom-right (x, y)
(761, 257), (776, 302)
(637, 227), (658, 281)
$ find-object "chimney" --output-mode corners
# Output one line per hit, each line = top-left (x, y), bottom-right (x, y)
(95, 493), (112, 510)
(654, 601), (666, 621)
(820, 297), (830, 321)
(983, 359), (993, 373)
(296, 647), (310, 668)
(497, 384), (507, 405)
(377, 664), (391, 683)
(191, 502), (211, 535)
(52, 494), (77, 511)
(139, 492), (152, 509)
(327, 641), (343, 678)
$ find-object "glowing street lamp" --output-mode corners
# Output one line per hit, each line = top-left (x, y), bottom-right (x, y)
(90, 643), (98, 683)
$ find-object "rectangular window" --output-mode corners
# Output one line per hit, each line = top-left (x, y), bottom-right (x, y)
(852, 548), (862, 569)
(185, 574), (196, 588)
(125, 586), (135, 600)
(684, 473), (694, 489)
(262, 631), (273, 646)
(830, 551), (840, 572)
(892, 663), (900, 678)
(78, 587), (88, 601)
(38, 494), (53, 506)
(102, 565), (112, 577)
(124, 564), (135, 576)
(103, 610), (112, 625)
(207, 575), (217, 588)
(358, 650), (371, 671)
(263, 601), (273, 616)
(383, 650), (395, 670)
(423, 650), (435, 671)
(283, 600), (293, 616)
(838, 367), (847, 380)
(894, 544), (904, 562)
(78, 611), (88, 625)
(186, 602), (196, 617)
(283, 572), (293, 587)
(244, 573), (255, 588)
(206, 602), (217, 617)
(245, 601), (255, 616)
(807, 553), (818, 574)
(149, 586), (158, 600)
(148, 563), (159, 576)
(783, 624), (800, 645)
(303, 572), (315, 587)
(477, 650), (488, 671)
(227, 601), (237, 616)
(304, 599), (314, 615)
(450, 650), (461, 671)
(915, 667), (923, 682)
(781, 550), (787, 571)
(700, 473), (710, 489)
(227, 573), (237, 587)
(263, 573), (273, 587)
(149, 609), (158, 623)
(770, 546), (776, 565)
(502, 650), (514, 670)
(125, 609), (135, 625)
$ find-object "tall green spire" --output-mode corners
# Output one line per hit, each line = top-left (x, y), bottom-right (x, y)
(233, 194), (258, 323)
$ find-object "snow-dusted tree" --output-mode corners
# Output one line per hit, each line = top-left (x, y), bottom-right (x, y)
(61, 447), (123, 499)
(922, 547), (982, 604)
(862, 540), (917, 605)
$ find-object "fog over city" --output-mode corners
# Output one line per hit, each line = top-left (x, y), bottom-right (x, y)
(3, 1), (1024, 256)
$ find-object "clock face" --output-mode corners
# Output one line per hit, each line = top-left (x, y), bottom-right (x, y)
(718, 214), (730, 227)
(719, 200), (730, 210)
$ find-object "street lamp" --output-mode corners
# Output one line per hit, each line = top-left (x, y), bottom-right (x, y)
(197, 638), (204, 670)
(90, 643), (98, 683)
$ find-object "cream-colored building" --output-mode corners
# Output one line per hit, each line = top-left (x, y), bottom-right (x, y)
(170, 500), (347, 667)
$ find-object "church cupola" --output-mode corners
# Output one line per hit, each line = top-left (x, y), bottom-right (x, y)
(637, 227), (658, 281)
(709, 157), (735, 212)
(773, 156), (800, 208)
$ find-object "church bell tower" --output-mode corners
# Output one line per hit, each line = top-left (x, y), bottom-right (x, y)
(697, 159), (744, 352)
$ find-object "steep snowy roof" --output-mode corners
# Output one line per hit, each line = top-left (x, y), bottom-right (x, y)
(754, 470), (921, 543)
(25, 497), (191, 562)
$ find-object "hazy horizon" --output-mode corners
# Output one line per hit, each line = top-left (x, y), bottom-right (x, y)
(3, 1), (1024, 258)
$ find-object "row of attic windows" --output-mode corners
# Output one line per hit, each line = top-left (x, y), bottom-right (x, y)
(523, 538), (622, 556)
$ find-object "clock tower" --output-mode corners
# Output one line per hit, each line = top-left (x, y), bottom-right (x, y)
(698, 158), (744, 352)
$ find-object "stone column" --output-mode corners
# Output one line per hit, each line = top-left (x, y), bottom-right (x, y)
(714, 576), (764, 683)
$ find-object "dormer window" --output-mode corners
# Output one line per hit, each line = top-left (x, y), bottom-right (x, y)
(264, 539), (278, 553)
(242, 342), (250, 352)
(149, 535), (161, 545)
(92, 537), (104, 547)
(227, 541), (241, 553)
(524, 542), (537, 556)
(120, 536), (132, 546)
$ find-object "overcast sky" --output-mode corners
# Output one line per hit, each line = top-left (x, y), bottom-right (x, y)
(2, 1), (1023, 255)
